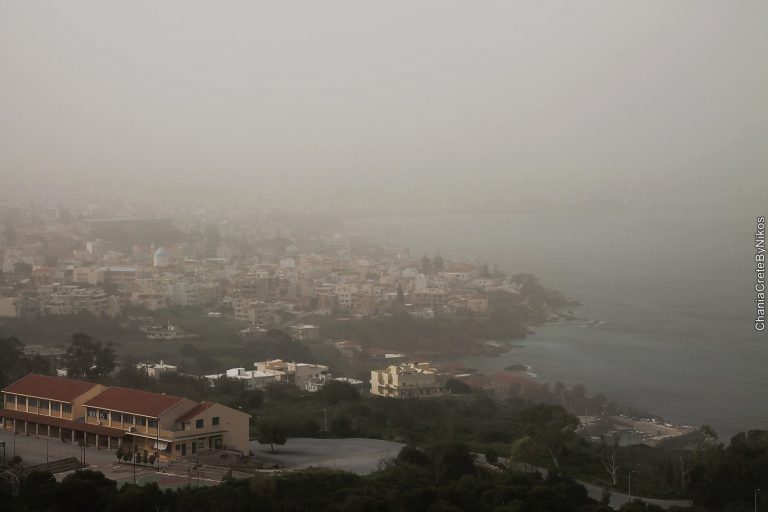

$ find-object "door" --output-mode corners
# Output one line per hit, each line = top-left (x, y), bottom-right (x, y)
(181, 443), (187, 456)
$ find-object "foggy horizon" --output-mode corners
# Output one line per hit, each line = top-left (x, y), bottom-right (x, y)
(2, 1), (766, 213)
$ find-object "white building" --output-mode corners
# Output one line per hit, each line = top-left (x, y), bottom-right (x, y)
(306, 374), (366, 393)
(136, 361), (178, 378)
(205, 367), (282, 390)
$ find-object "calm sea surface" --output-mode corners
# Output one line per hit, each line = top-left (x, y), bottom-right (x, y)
(343, 208), (768, 440)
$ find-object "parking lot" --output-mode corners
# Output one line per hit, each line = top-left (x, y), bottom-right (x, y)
(250, 437), (404, 474)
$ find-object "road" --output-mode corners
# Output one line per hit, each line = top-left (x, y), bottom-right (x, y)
(503, 459), (691, 510)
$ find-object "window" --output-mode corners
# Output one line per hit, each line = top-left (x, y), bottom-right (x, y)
(28, 398), (37, 408)
(148, 418), (157, 428)
(87, 408), (97, 418)
(51, 402), (60, 412)
(123, 414), (134, 425)
(212, 416), (220, 426)
(136, 417), (147, 427)
(62, 404), (71, 414)
(99, 410), (108, 420)
(39, 400), (49, 410)
(195, 419), (204, 429)
(111, 412), (121, 422)
(6, 395), (15, 405)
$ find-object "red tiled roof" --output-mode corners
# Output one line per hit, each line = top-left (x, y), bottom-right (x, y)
(0, 409), (125, 438)
(2, 374), (101, 403)
(84, 387), (185, 418)
(175, 401), (214, 423)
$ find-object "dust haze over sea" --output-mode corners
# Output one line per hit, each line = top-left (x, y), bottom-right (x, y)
(344, 206), (768, 440)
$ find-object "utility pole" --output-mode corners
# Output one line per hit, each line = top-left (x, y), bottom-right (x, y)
(323, 408), (327, 433)
(628, 470), (636, 499)
(756, 489), (761, 512)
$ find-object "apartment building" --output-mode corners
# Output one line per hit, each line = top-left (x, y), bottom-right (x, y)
(71, 266), (104, 286)
(232, 298), (270, 327)
(370, 362), (448, 399)
(232, 274), (281, 301)
(253, 360), (329, 391)
(1, 374), (250, 458)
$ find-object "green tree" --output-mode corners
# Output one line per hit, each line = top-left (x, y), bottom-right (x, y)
(425, 442), (476, 484)
(329, 415), (354, 438)
(318, 380), (360, 405)
(55, 469), (117, 512)
(0, 337), (50, 386)
(445, 378), (472, 394)
(19, 470), (58, 512)
(519, 404), (578, 468)
(0, 337), (31, 386)
(256, 419), (288, 453)
(509, 435), (537, 472)
(64, 333), (115, 380)
(397, 445), (431, 466)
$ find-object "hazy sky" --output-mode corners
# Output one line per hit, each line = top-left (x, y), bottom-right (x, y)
(1, 1), (765, 211)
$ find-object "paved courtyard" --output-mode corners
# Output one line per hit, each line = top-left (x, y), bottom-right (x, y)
(0, 429), (158, 483)
(250, 437), (404, 475)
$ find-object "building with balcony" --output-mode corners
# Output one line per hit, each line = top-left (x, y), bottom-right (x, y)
(253, 360), (329, 391)
(370, 362), (448, 399)
(232, 298), (270, 327)
(1, 374), (250, 459)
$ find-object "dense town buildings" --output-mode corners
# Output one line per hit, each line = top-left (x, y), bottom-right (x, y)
(0, 209), (518, 328)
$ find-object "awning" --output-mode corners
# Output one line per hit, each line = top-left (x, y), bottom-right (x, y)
(152, 441), (169, 450)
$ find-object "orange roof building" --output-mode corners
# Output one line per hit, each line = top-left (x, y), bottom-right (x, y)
(1, 374), (250, 460)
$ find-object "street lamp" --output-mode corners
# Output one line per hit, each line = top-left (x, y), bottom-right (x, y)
(628, 470), (637, 499)
(323, 408), (328, 433)
(755, 489), (761, 512)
